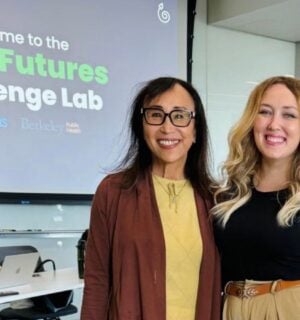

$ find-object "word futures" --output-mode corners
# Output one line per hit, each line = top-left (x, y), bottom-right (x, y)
(0, 48), (109, 85)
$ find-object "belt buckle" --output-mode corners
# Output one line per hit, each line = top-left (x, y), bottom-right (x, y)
(237, 286), (258, 298)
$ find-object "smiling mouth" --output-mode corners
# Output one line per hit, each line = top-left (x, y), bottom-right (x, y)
(158, 139), (179, 146)
(265, 135), (286, 143)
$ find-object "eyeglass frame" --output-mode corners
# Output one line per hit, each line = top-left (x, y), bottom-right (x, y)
(141, 107), (196, 127)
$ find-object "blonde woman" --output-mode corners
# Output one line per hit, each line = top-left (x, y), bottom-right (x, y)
(212, 76), (300, 320)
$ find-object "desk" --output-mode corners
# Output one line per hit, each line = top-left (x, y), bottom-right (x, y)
(0, 268), (84, 304)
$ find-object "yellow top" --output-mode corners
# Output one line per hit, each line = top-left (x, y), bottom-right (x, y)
(153, 174), (203, 320)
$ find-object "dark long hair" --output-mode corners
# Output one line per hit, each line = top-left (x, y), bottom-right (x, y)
(118, 77), (214, 200)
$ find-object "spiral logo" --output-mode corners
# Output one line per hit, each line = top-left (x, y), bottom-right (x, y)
(157, 3), (171, 24)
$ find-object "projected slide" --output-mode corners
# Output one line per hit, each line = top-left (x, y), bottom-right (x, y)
(0, 0), (186, 196)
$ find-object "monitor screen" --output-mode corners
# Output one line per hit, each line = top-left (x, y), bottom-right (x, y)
(0, 0), (188, 201)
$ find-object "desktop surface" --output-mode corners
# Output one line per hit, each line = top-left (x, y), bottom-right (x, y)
(0, 268), (83, 304)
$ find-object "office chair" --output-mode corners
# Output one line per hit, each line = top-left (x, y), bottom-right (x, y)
(0, 245), (78, 320)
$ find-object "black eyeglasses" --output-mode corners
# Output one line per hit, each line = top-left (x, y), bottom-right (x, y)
(141, 107), (196, 127)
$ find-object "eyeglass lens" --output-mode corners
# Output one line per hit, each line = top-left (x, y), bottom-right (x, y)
(143, 108), (193, 127)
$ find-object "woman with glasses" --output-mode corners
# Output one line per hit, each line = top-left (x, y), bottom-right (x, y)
(81, 77), (221, 320)
(212, 76), (300, 320)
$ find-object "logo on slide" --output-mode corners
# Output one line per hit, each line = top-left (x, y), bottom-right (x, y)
(157, 3), (171, 24)
(66, 121), (81, 134)
(0, 117), (8, 128)
(15, 267), (21, 274)
(20, 117), (64, 134)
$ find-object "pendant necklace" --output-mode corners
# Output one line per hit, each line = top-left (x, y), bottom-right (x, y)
(153, 175), (188, 213)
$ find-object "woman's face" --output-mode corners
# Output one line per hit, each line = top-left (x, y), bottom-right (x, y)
(142, 83), (196, 175)
(253, 83), (300, 165)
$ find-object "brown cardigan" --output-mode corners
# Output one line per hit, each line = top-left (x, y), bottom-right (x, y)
(81, 171), (221, 320)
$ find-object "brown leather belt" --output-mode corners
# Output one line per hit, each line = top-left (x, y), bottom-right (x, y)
(225, 280), (300, 299)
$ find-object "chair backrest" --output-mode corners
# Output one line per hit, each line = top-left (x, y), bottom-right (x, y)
(77, 229), (88, 279)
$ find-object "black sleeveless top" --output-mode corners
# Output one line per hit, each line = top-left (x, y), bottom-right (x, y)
(214, 188), (300, 286)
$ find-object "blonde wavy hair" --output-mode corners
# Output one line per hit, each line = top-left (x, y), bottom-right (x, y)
(211, 76), (300, 227)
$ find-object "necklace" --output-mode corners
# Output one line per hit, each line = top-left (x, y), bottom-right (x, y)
(153, 174), (188, 213)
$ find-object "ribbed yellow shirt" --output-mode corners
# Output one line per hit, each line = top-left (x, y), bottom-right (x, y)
(153, 174), (203, 320)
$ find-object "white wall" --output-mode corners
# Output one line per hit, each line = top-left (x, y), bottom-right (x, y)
(193, 0), (295, 177)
